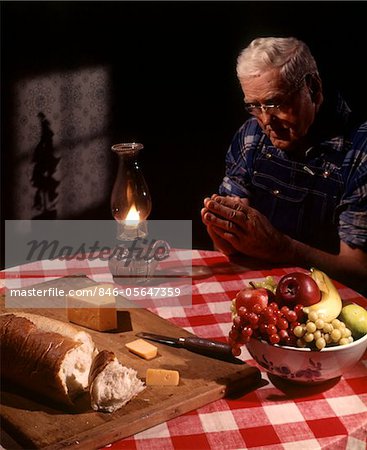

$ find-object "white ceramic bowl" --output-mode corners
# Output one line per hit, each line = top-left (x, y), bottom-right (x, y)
(246, 332), (367, 383)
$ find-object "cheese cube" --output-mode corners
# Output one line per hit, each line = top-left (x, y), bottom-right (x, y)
(146, 368), (180, 386)
(125, 339), (158, 360)
(67, 284), (117, 331)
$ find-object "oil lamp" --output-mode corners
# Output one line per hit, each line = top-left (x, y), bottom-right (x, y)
(108, 142), (169, 283)
(110, 142), (152, 240)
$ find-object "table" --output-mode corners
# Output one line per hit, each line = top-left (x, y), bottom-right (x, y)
(1, 249), (366, 450)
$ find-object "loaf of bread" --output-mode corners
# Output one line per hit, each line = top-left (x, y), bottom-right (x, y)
(89, 350), (145, 413)
(0, 312), (98, 406)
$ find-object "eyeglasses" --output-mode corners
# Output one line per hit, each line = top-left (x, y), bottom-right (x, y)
(244, 102), (282, 116)
(244, 74), (309, 117)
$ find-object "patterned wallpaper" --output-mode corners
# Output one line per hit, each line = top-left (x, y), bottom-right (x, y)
(10, 65), (113, 219)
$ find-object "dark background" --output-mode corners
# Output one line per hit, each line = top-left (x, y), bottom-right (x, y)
(2, 1), (367, 262)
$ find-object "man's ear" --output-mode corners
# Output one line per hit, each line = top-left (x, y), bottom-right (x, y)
(305, 73), (323, 110)
(306, 73), (322, 103)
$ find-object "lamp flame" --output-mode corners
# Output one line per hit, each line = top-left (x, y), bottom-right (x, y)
(125, 204), (140, 226)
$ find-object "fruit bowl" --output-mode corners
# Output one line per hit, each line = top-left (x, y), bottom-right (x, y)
(229, 268), (367, 384)
(246, 331), (367, 383)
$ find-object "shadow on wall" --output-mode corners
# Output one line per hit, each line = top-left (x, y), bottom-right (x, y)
(5, 66), (115, 221)
(31, 112), (60, 219)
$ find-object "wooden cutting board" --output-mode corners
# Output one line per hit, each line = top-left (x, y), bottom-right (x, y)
(0, 276), (261, 450)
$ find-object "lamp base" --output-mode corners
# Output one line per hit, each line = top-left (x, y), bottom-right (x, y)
(108, 237), (170, 285)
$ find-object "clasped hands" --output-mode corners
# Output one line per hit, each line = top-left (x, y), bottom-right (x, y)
(201, 195), (294, 263)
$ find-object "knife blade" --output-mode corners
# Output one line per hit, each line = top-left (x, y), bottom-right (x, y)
(136, 332), (244, 364)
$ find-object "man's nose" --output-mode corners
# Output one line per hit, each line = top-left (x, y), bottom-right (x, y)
(258, 109), (274, 126)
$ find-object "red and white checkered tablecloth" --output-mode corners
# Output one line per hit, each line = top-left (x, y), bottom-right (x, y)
(1, 250), (366, 450)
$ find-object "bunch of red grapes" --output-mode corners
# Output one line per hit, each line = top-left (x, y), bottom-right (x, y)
(229, 301), (305, 357)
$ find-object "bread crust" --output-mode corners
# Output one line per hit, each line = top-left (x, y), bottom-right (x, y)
(10, 312), (86, 340)
(1, 314), (85, 406)
(88, 350), (116, 386)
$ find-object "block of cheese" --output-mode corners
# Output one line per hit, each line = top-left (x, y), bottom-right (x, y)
(146, 368), (180, 386)
(67, 284), (117, 332)
(125, 339), (158, 360)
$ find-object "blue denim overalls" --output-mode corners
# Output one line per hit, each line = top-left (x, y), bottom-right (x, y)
(249, 135), (346, 254)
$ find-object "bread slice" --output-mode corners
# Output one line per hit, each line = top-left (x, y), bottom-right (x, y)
(89, 350), (145, 413)
(0, 313), (98, 405)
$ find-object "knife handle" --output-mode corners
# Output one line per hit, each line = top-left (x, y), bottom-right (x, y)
(180, 337), (234, 360)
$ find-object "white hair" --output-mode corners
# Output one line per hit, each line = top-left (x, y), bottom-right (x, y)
(237, 37), (319, 87)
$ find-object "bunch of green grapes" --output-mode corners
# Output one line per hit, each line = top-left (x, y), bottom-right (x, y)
(293, 311), (354, 350)
(249, 276), (277, 294)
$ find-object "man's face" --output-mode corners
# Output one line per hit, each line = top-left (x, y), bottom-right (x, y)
(241, 69), (318, 152)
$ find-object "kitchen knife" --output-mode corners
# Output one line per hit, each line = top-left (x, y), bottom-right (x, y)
(136, 332), (244, 364)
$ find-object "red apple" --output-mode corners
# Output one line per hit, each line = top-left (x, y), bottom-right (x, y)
(276, 272), (321, 307)
(235, 287), (269, 312)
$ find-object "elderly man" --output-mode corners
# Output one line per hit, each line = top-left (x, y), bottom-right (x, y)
(201, 37), (367, 293)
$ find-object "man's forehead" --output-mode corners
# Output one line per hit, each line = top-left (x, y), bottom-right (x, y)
(241, 69), (287, 99)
